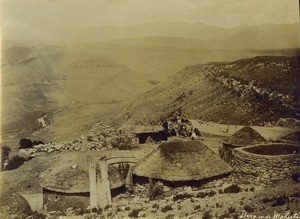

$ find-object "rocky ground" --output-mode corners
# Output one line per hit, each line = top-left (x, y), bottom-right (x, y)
(1, 121), (299, 219)
(43, 177), (300, 219)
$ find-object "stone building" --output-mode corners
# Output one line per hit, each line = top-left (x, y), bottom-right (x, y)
(132, 125), (167, 144)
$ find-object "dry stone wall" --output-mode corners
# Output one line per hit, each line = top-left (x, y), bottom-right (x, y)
(231, 145), (300, 186)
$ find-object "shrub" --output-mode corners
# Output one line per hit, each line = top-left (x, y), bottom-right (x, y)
(148, 181), (164, 200)
(216, 203), (222, 208)
(161, 205), (172, 213)
(261, 197), (272, 203)
(6, 155), (26, 170)
(90, 207), (102, 214)
(103, 205), (110, 211)
(244, 205), (254, 213)
(202, 210), (212, 219)
(227, 206), (236, 214)
(194, 205), (201, 211)
(19, 138), (33, 149)
(224, 184), (241, 194)
(165, 214), (174, 219)
(173, 193), (192, 201)
(152, 203), (159, 209)
(218, 213), (229, 219)
(197, 191), (216, 198)
(272, 197), (286, 207)
(111, 135), (134, 150)
(128, 208), (142, 218)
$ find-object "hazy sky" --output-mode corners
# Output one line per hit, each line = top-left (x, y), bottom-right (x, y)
(1, 0), (299, 28)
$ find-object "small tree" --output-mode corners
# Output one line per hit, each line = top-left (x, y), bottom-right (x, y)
(19, 138), (33, 149)
(6, 155), (26, 170)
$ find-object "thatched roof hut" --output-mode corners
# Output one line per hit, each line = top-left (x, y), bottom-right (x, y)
(223, 126), (267, 148)
(132, 141), (232, 182)
(0, 189), (32, 219)
(41, 154), (124, 193)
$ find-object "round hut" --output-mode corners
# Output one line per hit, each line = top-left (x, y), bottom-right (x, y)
(41, 154), (124, 212)
(132, 141), (232, 185)
(0, 189), (33, 219)
(220, 126), (267, 163)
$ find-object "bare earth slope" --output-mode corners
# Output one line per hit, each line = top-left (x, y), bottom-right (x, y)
(1, 45), (151, 132)
(112, 56), (300, 126)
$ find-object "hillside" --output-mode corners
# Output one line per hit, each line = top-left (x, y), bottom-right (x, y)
(2, 36), (300, 145)
(112, 56), (300, 126)
(1, 45), (151, 133)
(3, 39), (284, 133)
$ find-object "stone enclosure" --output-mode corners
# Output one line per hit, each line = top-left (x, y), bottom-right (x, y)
(231, 143), (300, 185)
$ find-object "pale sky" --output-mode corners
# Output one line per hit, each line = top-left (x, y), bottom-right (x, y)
(1, 0), (299, 28)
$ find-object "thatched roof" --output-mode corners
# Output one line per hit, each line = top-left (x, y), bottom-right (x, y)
(223, 126), (266, 147)
(0, 189), (32, 219)
(281, 131), (300, 143)
(132, 141), (232, 181)
(41, 154), (124, 193)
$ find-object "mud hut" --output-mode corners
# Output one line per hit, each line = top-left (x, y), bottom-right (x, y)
(281, 131), (300, 144)
(132, 141), (232, 185)
(0, 189), (32, 219)
(41, 154), (124, 211)
(220, 126), (267, 163)
(132, 125), (167, 144)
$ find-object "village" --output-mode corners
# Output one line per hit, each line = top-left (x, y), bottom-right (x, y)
(1, 110), (299, 219)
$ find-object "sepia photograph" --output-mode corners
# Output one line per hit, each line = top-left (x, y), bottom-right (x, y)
(0, 0), (299, 218)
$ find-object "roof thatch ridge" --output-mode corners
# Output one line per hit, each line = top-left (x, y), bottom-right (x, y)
(223, 126), (266, 147)
(133, 140), (232, 181)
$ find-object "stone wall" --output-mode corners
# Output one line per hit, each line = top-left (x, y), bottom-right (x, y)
(231, 144), (300, 186)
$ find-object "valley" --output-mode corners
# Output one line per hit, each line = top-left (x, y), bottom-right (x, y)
(1, 19), (300, 219)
